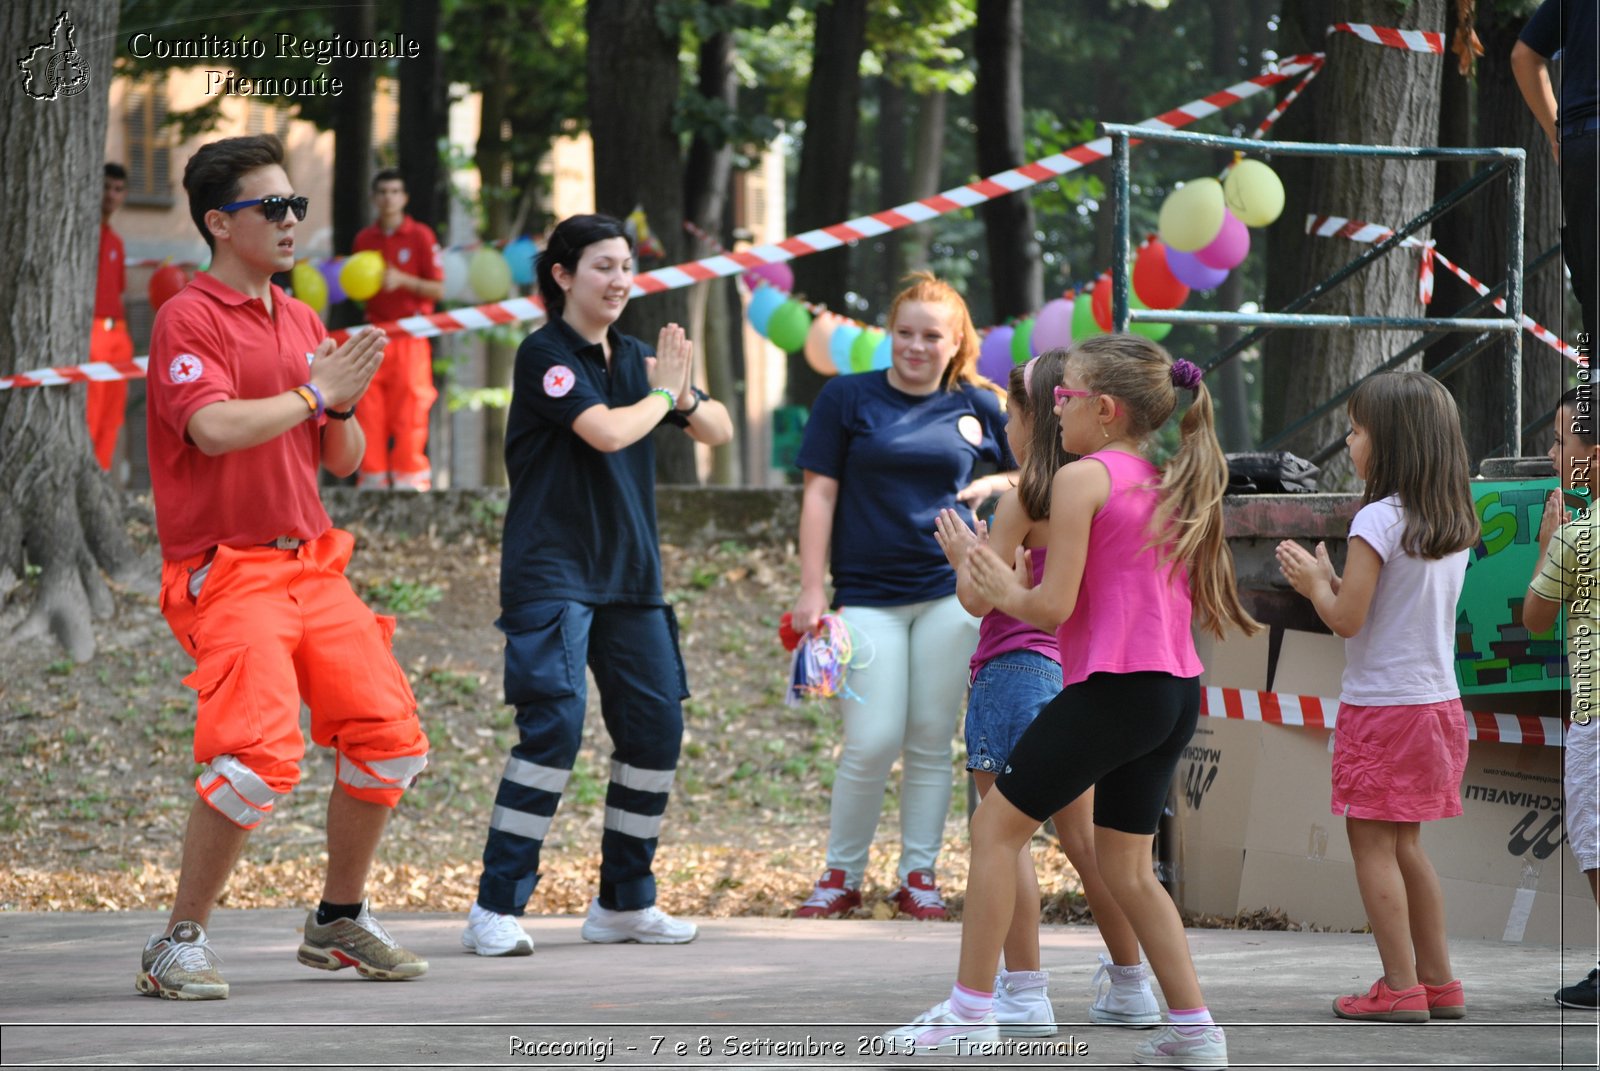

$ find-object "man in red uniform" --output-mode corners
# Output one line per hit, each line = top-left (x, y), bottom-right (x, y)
(352, 169), (444, 491)
(137, 134), (430, 1001)
(87, 163), (133, 472)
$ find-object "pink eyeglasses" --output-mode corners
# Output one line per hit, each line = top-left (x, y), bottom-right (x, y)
(1052, 386), (1097, 405)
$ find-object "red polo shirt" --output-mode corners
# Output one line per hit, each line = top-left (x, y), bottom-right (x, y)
(146, 272), (332, 560)
(95, 223), (125, 320)
(353, 215), (443, 324)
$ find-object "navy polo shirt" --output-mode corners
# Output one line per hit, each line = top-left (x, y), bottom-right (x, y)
(1521, 0), (1598, 130)
(500, 317), (668, 612)
(796, 370), (1014, 607)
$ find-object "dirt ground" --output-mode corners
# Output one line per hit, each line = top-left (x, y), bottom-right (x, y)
(0, 496), (1102, 926)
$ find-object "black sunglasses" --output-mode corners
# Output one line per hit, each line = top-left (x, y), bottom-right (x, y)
(216, 195), (309, 223)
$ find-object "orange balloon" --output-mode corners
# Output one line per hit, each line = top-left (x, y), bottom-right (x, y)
(148, 265), (187, 311)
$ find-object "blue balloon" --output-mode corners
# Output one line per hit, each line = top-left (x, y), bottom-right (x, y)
(504, 236), (539, 287)
(747, 284), (786, 336)
(829, 323), (863, 375)
(872, 332), (893, 371)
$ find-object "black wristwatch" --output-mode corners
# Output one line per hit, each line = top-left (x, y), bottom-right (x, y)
(665, 387), (709, 428)
(327, 405), (357, 421)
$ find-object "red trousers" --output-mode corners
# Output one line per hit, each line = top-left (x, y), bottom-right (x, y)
(357, 336), (437, 489)
(86, 319), (133, 471)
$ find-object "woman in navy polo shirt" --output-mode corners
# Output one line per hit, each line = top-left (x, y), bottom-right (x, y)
(791, 273), (1015, 920)
(462, 214), (732, 956)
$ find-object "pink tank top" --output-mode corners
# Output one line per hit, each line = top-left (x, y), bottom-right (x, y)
(1056, 449), (1203, 686)
(969, 546), (1061, 680)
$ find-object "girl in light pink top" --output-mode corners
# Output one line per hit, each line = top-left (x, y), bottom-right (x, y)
(888, 335), (1259, 1070)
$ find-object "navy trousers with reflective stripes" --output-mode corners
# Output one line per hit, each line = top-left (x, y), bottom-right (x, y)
(477, 600), (688, 914)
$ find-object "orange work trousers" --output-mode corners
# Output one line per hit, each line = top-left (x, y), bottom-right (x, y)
(357, 336), (437, 489)
(86, 318), (133, 471)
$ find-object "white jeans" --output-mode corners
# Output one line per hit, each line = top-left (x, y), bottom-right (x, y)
(1567, 718), (1599, 872)
(826, 595), (979, 886)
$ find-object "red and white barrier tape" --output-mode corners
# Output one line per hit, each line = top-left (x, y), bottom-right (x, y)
(1201, 686), (1567, 747)
(1327, 23), (1445, 53)
(1306, 214), (1584, 363)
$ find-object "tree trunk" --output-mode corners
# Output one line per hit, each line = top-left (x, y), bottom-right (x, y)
(1, 0), (146, 662)
(789, 0), (868, 408)
(586, 0), (695, 483)
(976, 0), (1042, 320)
(683, 4), (740, 485)
(477, 5), (513, 487)
(905, 87), (947, 274)
(398, 0), (447, 233)
(1209, 0), (1251, 451)
(1262, 0), (1445, 486)
(877, 72), (911, 308)
(327, 0), (376, 331)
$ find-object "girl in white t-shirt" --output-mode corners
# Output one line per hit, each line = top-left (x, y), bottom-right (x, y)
(1276, 371), (1479, 1025)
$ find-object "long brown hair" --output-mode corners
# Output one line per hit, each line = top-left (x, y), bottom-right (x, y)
(1347, 371), (1478, 559)
(885, 272), (1002, 398)
(1009, 349), (1075, 521)
(1069, 334), (1260, 639)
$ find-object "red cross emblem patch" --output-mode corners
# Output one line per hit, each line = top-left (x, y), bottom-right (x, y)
(168, 354), (203, 384)
(543, 364), (575, 398)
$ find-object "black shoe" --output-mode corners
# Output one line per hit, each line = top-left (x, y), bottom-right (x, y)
(1555, 968), (1600, 1009)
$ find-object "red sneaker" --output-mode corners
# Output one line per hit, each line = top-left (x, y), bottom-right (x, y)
(1332, 978), (1429, 1023)
(1425, 979), (1466, 1020)
(891, 869), (948, 920)
(794, 869), (862, 918)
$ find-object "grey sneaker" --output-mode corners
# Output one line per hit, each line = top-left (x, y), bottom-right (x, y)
(1090, 952), (1163, 1026)
(995, 969), (1058, 1037)
(297, 900), (428, 980)
(136, 921), (228, 1001)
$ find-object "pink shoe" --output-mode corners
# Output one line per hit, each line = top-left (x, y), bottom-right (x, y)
(1425, 979), (1466, 1020)
(1333, 978), (1429, 1023)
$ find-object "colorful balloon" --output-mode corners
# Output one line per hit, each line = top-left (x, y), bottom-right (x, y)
(1195, 210), (1250, 271)
(1133, 241), (1190, 310)
(978, 326), (1015, 384)
(745, 260), (794, 293)
(1166, 248), (1229, 291)
(320, 258), (346, 305)
(1073, 284), (1106, 341)
(830, 322), (863, 375)
(340, 250), (386, 302)
(747, 283), (785, 336)
(1157, 177), (1226, 253)
(289, 260), (326, 314)
(467, 247), (512, 302)
(1011, 319), (1035, 364)
(767, 299), (813, 353)
(1031, 298), (1075, 353)
(1223, 159), (1285, 227)
(871, 332), (893, 371)
(148, 264), (187, 311)
(504, 236), (539, 287)
(850, 328), (885, 373)
(804, 312), (839, 376)
(440, 251), (471, 304)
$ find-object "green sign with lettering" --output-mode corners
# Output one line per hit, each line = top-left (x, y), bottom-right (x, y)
(1457, 478), (1565, 694)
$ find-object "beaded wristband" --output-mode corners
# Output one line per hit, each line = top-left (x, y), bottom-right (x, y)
(649, 386), (677, 409)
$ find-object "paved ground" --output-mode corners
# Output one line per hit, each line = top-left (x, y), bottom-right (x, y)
(0, 911), (1595, 1069)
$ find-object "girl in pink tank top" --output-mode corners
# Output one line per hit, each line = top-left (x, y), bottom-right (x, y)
(888, 335), (1259, 1069)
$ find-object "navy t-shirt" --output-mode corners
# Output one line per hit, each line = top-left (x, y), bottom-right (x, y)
(796, 371), (1014, 606)
(1521, 0), (1598, 129)
(500, 317), (669, 612)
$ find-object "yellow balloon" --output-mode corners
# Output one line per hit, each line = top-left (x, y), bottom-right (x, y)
(468, 248), (513, 303)
(290, 259), (327, 314)
(340, 250), (386, 302)
(1223, 158), (1286, 227)
(1158, 177), (1226, 253)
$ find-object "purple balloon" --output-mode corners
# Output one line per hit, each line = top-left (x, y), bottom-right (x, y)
(745, 260), (794, 293)
(1166, 248), (1229, 291)
(978, 326), (1015, 384)
(1194, 210), (1250, 271)
(321, 258), (347, 305)
(1031, 298), (1075, 352)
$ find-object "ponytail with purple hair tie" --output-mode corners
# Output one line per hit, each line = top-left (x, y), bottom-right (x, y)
(1170, 359), (1203, 392)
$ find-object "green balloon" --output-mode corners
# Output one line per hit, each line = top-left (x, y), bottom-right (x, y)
(1129, 292), (1172, 342)
(851, 328), (885, 373)
(767, 300), (812, 353)
(1072, 291), (1104, 341)
(1011, 319), (1034, 364)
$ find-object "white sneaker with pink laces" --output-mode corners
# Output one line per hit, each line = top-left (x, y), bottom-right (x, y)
(884, 1000), (999, 1054)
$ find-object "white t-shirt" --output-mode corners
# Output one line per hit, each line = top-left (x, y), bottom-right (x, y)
(1341, 495), (1470, 706)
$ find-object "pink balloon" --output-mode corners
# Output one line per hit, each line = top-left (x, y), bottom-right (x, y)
(1194, 210), (1250, 270)
(978, 326), (1015, 384)
(745, 260), (794, 293)
(1030, 298), (1075, 352)
(1166, 248), (1229, 290)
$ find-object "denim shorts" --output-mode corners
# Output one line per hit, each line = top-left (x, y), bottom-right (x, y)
(964, 649), (1061, 773)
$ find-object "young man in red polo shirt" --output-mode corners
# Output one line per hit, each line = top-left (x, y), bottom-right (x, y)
(138, 134), (430, 1001)
(352, 169), (444, 491)
(87, 163), (133, 472)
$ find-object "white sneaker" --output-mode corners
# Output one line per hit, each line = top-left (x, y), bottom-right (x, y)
(883, 1000), (1000, 1054)
(1133, 1024), (1228, 1068)
(1090, 952), (1163, 1026)
(995, 970), (1058, 1037)
(460, 902), (534, 957)
(580, 899), (697, 944)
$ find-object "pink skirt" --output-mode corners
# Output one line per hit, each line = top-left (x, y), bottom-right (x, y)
(1331, 699), (1468, 822)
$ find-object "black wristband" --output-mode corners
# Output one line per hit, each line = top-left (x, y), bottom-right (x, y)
(327, 405), (356, 421)
(665, 387), (708, 428)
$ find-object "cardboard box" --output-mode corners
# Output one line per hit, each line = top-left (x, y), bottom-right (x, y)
(1168, 716), (1262, 918)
